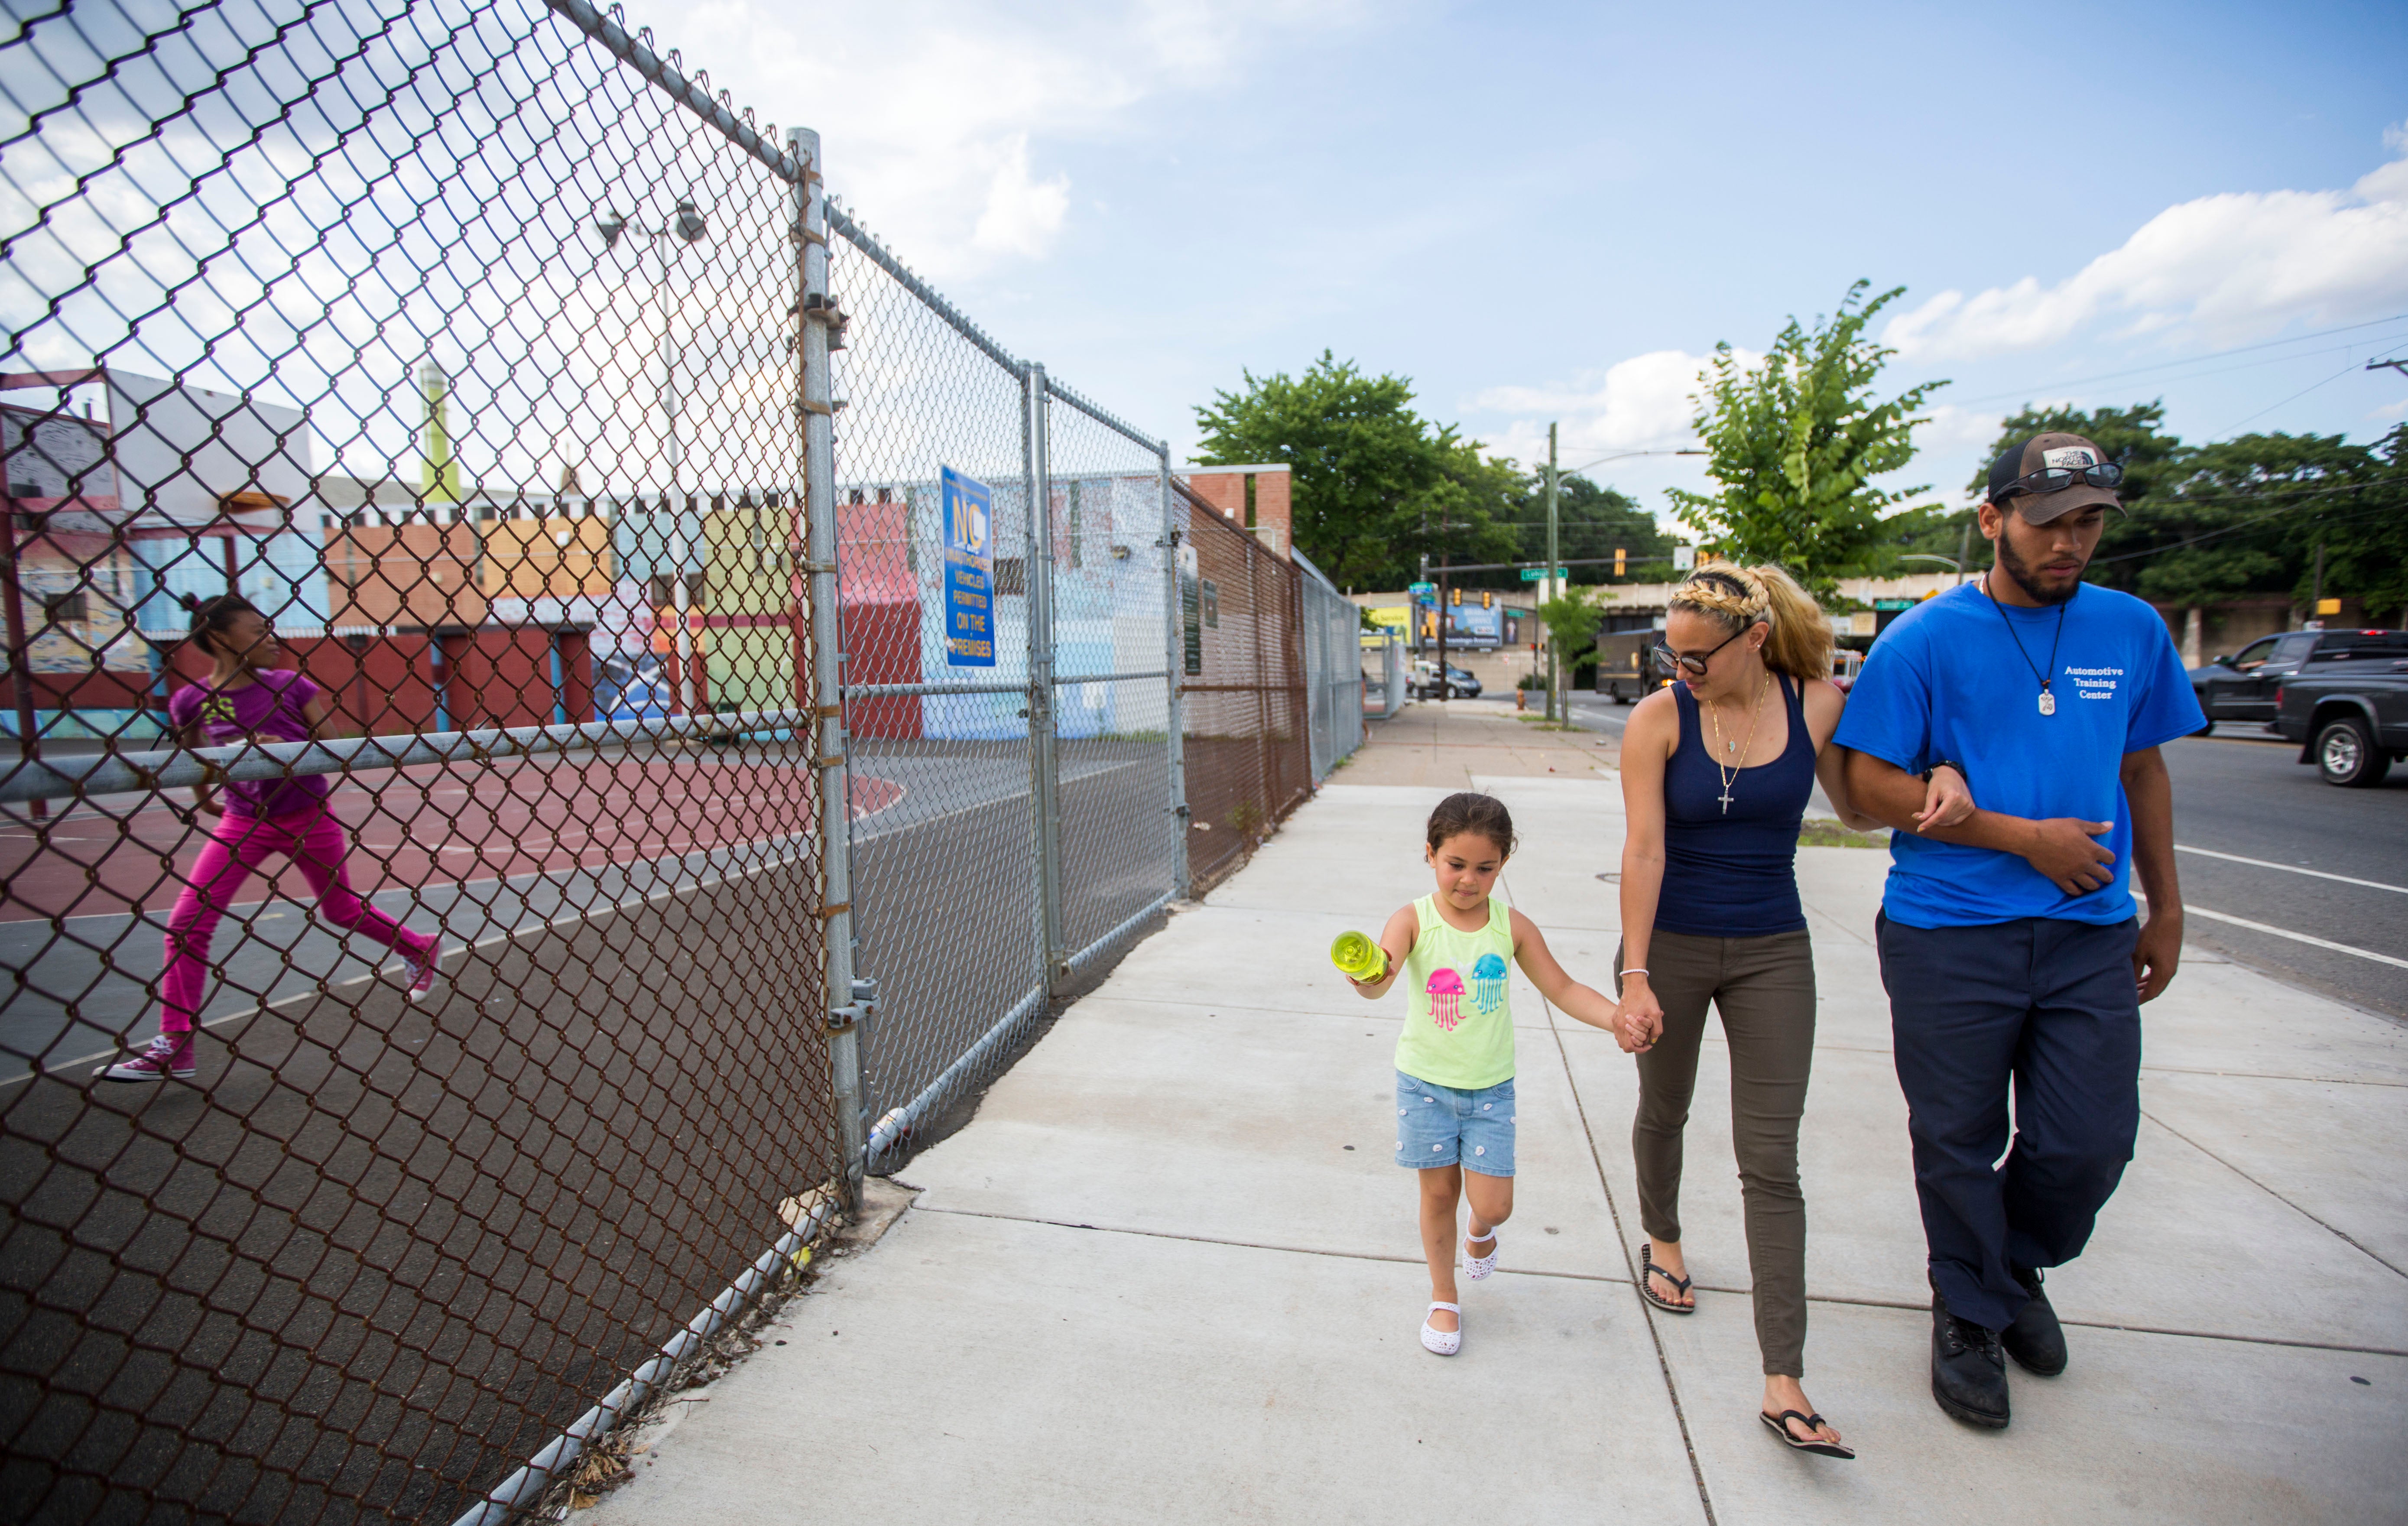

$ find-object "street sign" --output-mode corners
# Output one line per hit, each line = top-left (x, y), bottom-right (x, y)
(940, 465), (996, 668)
(1408, 581), (1437, 596)
(1672, 544), (1696, 571)
(1519, 567), (1568, 582)
(1873, 598), (1915, 611)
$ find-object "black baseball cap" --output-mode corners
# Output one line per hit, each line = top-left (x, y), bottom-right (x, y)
(1984, 432), (2129, 523)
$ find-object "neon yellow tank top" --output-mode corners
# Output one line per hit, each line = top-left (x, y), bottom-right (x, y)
(1395, 893), (1515, 1090)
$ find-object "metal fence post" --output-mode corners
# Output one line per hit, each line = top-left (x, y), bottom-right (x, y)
(1157, 448), (1190, 899)
(1023, 366), (1068, 993)
(793, 126), (864, 1193)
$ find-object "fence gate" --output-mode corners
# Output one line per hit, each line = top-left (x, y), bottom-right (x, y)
(821, 207), (1187, 1169)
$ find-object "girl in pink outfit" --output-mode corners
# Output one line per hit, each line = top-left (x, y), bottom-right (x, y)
(100, 596), (441, 1082)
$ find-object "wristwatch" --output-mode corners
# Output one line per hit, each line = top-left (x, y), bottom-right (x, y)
(1921, 760), (1967, 783)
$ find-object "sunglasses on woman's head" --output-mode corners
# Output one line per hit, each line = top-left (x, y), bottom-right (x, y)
(1653, 625), (1745, 676)
(1996, 461), (2123, 501)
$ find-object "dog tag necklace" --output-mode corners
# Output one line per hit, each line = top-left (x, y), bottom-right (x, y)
(1985, 570), (2072, 715)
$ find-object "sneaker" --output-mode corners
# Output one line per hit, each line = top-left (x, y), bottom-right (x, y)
(402, 946), (442, 1002)
(98, 1033), (196, 1082)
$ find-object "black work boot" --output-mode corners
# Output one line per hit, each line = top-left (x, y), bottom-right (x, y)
(1931, 1290), (2009, 1428)
(2002, 1266), (2068, 1376)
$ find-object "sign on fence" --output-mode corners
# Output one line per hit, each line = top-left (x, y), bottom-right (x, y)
(941, 465), (996, 667)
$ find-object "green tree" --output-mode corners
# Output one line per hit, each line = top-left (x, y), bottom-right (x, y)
(1192, 351), (1515, 589)
(1671, 281), (1948, 598)
(2317, 424), (2408, 620)
(1968, 406), (2408, 623)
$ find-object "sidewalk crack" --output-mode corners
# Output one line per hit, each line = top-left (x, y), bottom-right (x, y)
(2142, 1107), (2406, 1280)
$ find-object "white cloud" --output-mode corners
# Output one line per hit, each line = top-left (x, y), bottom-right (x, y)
(1884, 123), (2408, 362)
(638, 0), (1365, 275)
(1467, 348), (1746, 470)
(972, 135), (1071, 257)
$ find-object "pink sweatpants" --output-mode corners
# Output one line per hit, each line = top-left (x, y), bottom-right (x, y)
(159, 808), (437, 1034)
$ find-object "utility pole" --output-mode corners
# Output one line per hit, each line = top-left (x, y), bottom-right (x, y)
(1435, 511), (1450, 702)
(2308, 536), (2327, 627)
(1544, 422), (1561, 722)
(1954, 513), (1974, 588)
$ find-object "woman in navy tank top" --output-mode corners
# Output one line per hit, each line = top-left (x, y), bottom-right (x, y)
(1613, 563), (1971, 1459)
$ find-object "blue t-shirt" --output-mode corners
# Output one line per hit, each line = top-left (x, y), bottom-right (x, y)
(1833, 581), (2204, 929)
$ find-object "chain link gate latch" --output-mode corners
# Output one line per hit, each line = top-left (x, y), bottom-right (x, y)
(827, 975), (877, 1037)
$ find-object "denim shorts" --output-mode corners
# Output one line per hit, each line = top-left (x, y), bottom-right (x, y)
(1394, 1070), (1516, 1175)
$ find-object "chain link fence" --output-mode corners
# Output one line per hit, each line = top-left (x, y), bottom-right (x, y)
(1173, 481), (1308, 893)
(0, 2), (837, 1520)
(1292, 548), (1363, 780)
(3, 0), (1357, 1519)
(820, 209), (1188, 1169)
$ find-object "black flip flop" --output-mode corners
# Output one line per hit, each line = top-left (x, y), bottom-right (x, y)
(1639, 1243), (1695, 1314)
(1761, 1409), (1855, 1460)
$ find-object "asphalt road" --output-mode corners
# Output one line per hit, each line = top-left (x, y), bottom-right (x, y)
(1557, 688), (2408, 1022)
(2156, 731), (2408, 1020)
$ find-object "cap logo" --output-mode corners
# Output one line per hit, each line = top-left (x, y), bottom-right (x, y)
(2042, 445), (2097, 470)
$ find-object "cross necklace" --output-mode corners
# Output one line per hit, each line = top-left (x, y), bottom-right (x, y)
(1704, 670), (1771, 814)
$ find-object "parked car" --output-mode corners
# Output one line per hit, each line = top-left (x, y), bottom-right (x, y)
(2188, 629), (2325, 730)
(1410, 660), (1481, 700)
(2271, 629), (2408, 786)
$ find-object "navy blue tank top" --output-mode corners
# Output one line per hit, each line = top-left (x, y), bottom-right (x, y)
(1654, 673), (1814, 938)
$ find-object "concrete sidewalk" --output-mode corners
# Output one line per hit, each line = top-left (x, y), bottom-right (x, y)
(589, 734), (2408, 1524)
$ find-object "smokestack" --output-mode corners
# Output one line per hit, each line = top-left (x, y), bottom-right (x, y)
(419, 359), (461, 504)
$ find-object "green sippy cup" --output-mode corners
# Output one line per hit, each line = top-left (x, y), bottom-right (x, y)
(1330, 930), (1387, 983)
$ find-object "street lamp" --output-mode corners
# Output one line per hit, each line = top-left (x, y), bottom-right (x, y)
(591, 200), (710, 717)
(1535, 444), (1705, 720)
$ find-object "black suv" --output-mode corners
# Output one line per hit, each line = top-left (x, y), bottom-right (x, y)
(2271, 630), (2408, 787)
(2189, 629), (2324, 729)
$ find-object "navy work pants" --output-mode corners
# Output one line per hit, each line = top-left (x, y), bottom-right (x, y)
(1876, 912), (2142, 1332)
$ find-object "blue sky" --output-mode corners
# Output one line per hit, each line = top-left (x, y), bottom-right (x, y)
(637, 0), (2407, 517)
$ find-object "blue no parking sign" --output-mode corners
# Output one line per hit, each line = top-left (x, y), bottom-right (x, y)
(941, 465), (996, 667)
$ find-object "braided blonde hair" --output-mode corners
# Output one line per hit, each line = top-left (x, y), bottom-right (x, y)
(1668, 561), (1832, 683)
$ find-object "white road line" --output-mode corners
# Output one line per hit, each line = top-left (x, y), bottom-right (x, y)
(2175, 844), (2408, 896)
(2183, 905), (2408, 971)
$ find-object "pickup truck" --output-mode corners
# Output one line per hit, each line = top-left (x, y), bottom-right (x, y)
(2188, 628), (2327, 729)
(2271, 629), (2408, 786)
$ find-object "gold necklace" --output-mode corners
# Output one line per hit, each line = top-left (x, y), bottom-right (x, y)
(1705, 670), (1770, 815)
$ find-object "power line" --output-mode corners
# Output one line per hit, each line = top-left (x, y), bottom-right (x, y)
(2204, 360), (2369, 441)
(1937, 313), (2408, 409)
(2090, 481), (2397, 565)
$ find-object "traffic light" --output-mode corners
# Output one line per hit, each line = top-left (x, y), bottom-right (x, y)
(1614, 547), (1626, 578)
(1450, 585), (1461, 606)
(1480, 590), (1492, 609)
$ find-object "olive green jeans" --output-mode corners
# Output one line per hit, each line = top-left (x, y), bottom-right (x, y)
(1618, 927), (1817, 1377)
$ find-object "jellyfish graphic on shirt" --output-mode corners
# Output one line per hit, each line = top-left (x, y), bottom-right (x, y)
(1426, 968), (1467, 1031)
(1469, 952), (1508, 1016)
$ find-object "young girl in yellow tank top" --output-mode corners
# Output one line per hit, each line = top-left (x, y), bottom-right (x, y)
(1346, 792), (1623, 1354)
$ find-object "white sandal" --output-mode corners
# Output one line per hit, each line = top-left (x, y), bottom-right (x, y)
(1463, 1227), (1498, 1281)
(1421, 1301), (1462, 1356)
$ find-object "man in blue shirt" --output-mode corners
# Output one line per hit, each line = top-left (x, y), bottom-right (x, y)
(1837, 432), (2203, 1430)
